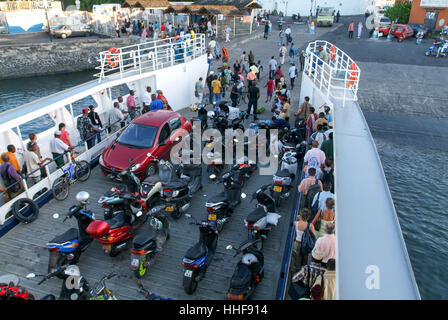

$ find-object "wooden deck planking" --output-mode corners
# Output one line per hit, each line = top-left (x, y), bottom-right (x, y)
(0, 108), (297, 300)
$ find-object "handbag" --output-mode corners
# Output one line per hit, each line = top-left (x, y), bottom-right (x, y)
(288, 266), (311, 300)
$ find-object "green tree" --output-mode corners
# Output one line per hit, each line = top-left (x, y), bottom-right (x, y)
(385, 2), (412, 24)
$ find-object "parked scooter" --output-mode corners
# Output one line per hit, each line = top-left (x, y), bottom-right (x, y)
(0, 274), (35, 300)
(436, 41), (448, 57)
(425, 39), (444, 56)
(47, 191), (95, 274)
(176, 161), (202, 195)
(98, 160), (161, 220)
(244, 185), (280, 250)
(181, 218), (219, 294)
(225, 239), (264, 300)
(204, 136), (227, 180)
(86, 189), (152, 257)
(270, 151), (298, 207)
(130, 204), (170, 278)
(26, 264), (117, 300)
(207, 170), (244, 231)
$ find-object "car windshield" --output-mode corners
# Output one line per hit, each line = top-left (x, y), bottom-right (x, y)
(381, 18), (390, 23)
(118, 123), (158, 149)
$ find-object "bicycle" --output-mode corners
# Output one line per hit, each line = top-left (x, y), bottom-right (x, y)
(51, 153), (91, 201)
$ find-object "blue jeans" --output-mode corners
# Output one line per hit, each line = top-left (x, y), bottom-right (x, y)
(279, 37), (283, 46)
(213, 93), (222, 104)
(290, 55), (295, 64)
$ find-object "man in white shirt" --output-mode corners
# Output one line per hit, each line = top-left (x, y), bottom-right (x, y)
(24, 142), (51, 184)
(207, 20), (212, 37)
(142, 86), (152, 113)
(116, 96), (128, 127)
(304, 140), (326, 167)
(314, 223), (335, 267)
(224, 26), (231, 42)
(268, 56), (278, 79)
(288, 63), (298, 89)
(109, 102), (125, 133)
(285, 26), (292, 43)
(50, 131), (71, 167)
(312, 182), (335, 212)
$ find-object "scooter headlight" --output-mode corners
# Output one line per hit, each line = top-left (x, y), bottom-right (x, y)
(131, 163), (141, 172)
(172, 190), (180, 197)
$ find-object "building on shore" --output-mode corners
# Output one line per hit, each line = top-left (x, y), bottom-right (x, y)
(259, 0), (376, 17)
(409, 0), (448, 30)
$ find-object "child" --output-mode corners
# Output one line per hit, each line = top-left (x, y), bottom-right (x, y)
(265, 77), (275, 103)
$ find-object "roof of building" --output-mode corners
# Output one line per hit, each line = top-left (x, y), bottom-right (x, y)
(122, 0), (172, 9)
(193, 0), (261, 9)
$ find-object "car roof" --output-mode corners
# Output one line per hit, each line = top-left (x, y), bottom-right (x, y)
(133, 110), (181, 127)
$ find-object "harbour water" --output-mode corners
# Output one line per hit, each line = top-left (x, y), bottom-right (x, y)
(0, 72), (446, 299)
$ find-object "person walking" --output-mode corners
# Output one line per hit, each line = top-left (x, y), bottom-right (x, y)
(206, 71), (215, 104)
(24, 142), (51, 185)
(285, 26), (292, 44)
(268, 56), (278, 80)
(264, 22), (269, 39)
(299, 50), (306, 71)
(336, 10), (340, 23)
(77, 109), (102, 149)
(279, 44), (287, 65)
(109, 102), (125, 133)
(126, 90), (137, 120)
(211, 75), (222, 104)
(265, 76), (275, 103)
(0, 154), (23, 202)
(50, 130), (72, 167)
(247, 81), (260, 121)
(357, 21), (363, 39)
(194, 77), (205, 108)
(289, 63), (298, 90)
(224, 25), (231, 42)
(348, 21), (354, 39)
(279, 29), (285, 46)
(241, 51), (249, 75)
(289, 43), (297, 65)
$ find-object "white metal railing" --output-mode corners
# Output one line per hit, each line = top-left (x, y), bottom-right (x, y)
(304, 40), (361, 103)
(94, 33), (206, 82)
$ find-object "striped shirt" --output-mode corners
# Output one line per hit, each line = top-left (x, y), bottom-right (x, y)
(292, 263), (326, 287)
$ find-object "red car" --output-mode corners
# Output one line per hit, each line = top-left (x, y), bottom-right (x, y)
(379, 24), (414, 41)
(99, 110), (192, 180)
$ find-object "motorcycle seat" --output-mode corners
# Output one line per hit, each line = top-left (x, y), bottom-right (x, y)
(163, 179), (188, 189)
(48, 228), (79, 245)
(104, 185), (126, 197)
(185, 242), (207, 260)
(246, 207), (267, 223)
(230, 264), (252, 289)
(143, 176), (160, 185)
(180, 165), (202, 177)
(133, 228), (157, 249)
(208, 192), (228, 205)
(108, 212), (127, 229)
(275, 169), (292, 178)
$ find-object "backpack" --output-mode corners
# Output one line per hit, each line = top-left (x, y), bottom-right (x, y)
(310, 192), (322, 229)
(305, 179), (321, 210)
(301, 222), (316, 255)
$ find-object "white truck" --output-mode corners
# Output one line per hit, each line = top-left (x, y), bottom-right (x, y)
(317, 7), (335, 27)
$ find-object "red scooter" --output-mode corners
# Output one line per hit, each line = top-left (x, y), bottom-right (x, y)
(86, 193), (149, 257)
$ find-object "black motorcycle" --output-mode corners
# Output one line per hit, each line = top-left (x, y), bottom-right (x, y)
(225, 239), (264, 300)
(176, 162), (202, 195)
(244, 185), (278, 250)
(130, 204), (170, 278)
(46, 192), (95, 274)
(181, 218), (219, 294)
(206, 170), (244, 231)
(204, 136), (227, 180)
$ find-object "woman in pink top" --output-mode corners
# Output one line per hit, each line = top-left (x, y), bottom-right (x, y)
(58, 123), (72, 148)
(348, 21), (354, 39)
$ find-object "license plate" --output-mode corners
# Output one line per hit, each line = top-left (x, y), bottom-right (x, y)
(102, 245), (112, 251)
(131, 258), (139, 267)
(165, 206), (174, 212)
(274, 186), (282, 192)
(184, 270), (193, 278)
(208, 214), (217, 221)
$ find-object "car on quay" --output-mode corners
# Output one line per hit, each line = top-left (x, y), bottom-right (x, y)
(379, 24), (414, 41)
(99, 110), (192, 180)
(50, 24), (92, 39)
(376, 16), (391, 29)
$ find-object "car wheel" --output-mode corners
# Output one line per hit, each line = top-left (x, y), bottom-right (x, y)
(61, 33), (67, 39)
(145, 162), (158, 178)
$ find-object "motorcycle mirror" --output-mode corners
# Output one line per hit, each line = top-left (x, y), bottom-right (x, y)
(226, 245), (233, 250)
(241, 193), (247, 199)
(52, 213), (59, 219)
(26, 273), (36, 279)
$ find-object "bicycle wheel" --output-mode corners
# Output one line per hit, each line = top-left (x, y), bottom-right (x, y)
(75, 160), (91, 182)
(52, 176), (69, 201)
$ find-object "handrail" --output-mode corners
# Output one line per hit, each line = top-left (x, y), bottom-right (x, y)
(304, 40), (361, 103)
(94, 34), (206, 82)
(0, 118), (125, 223)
